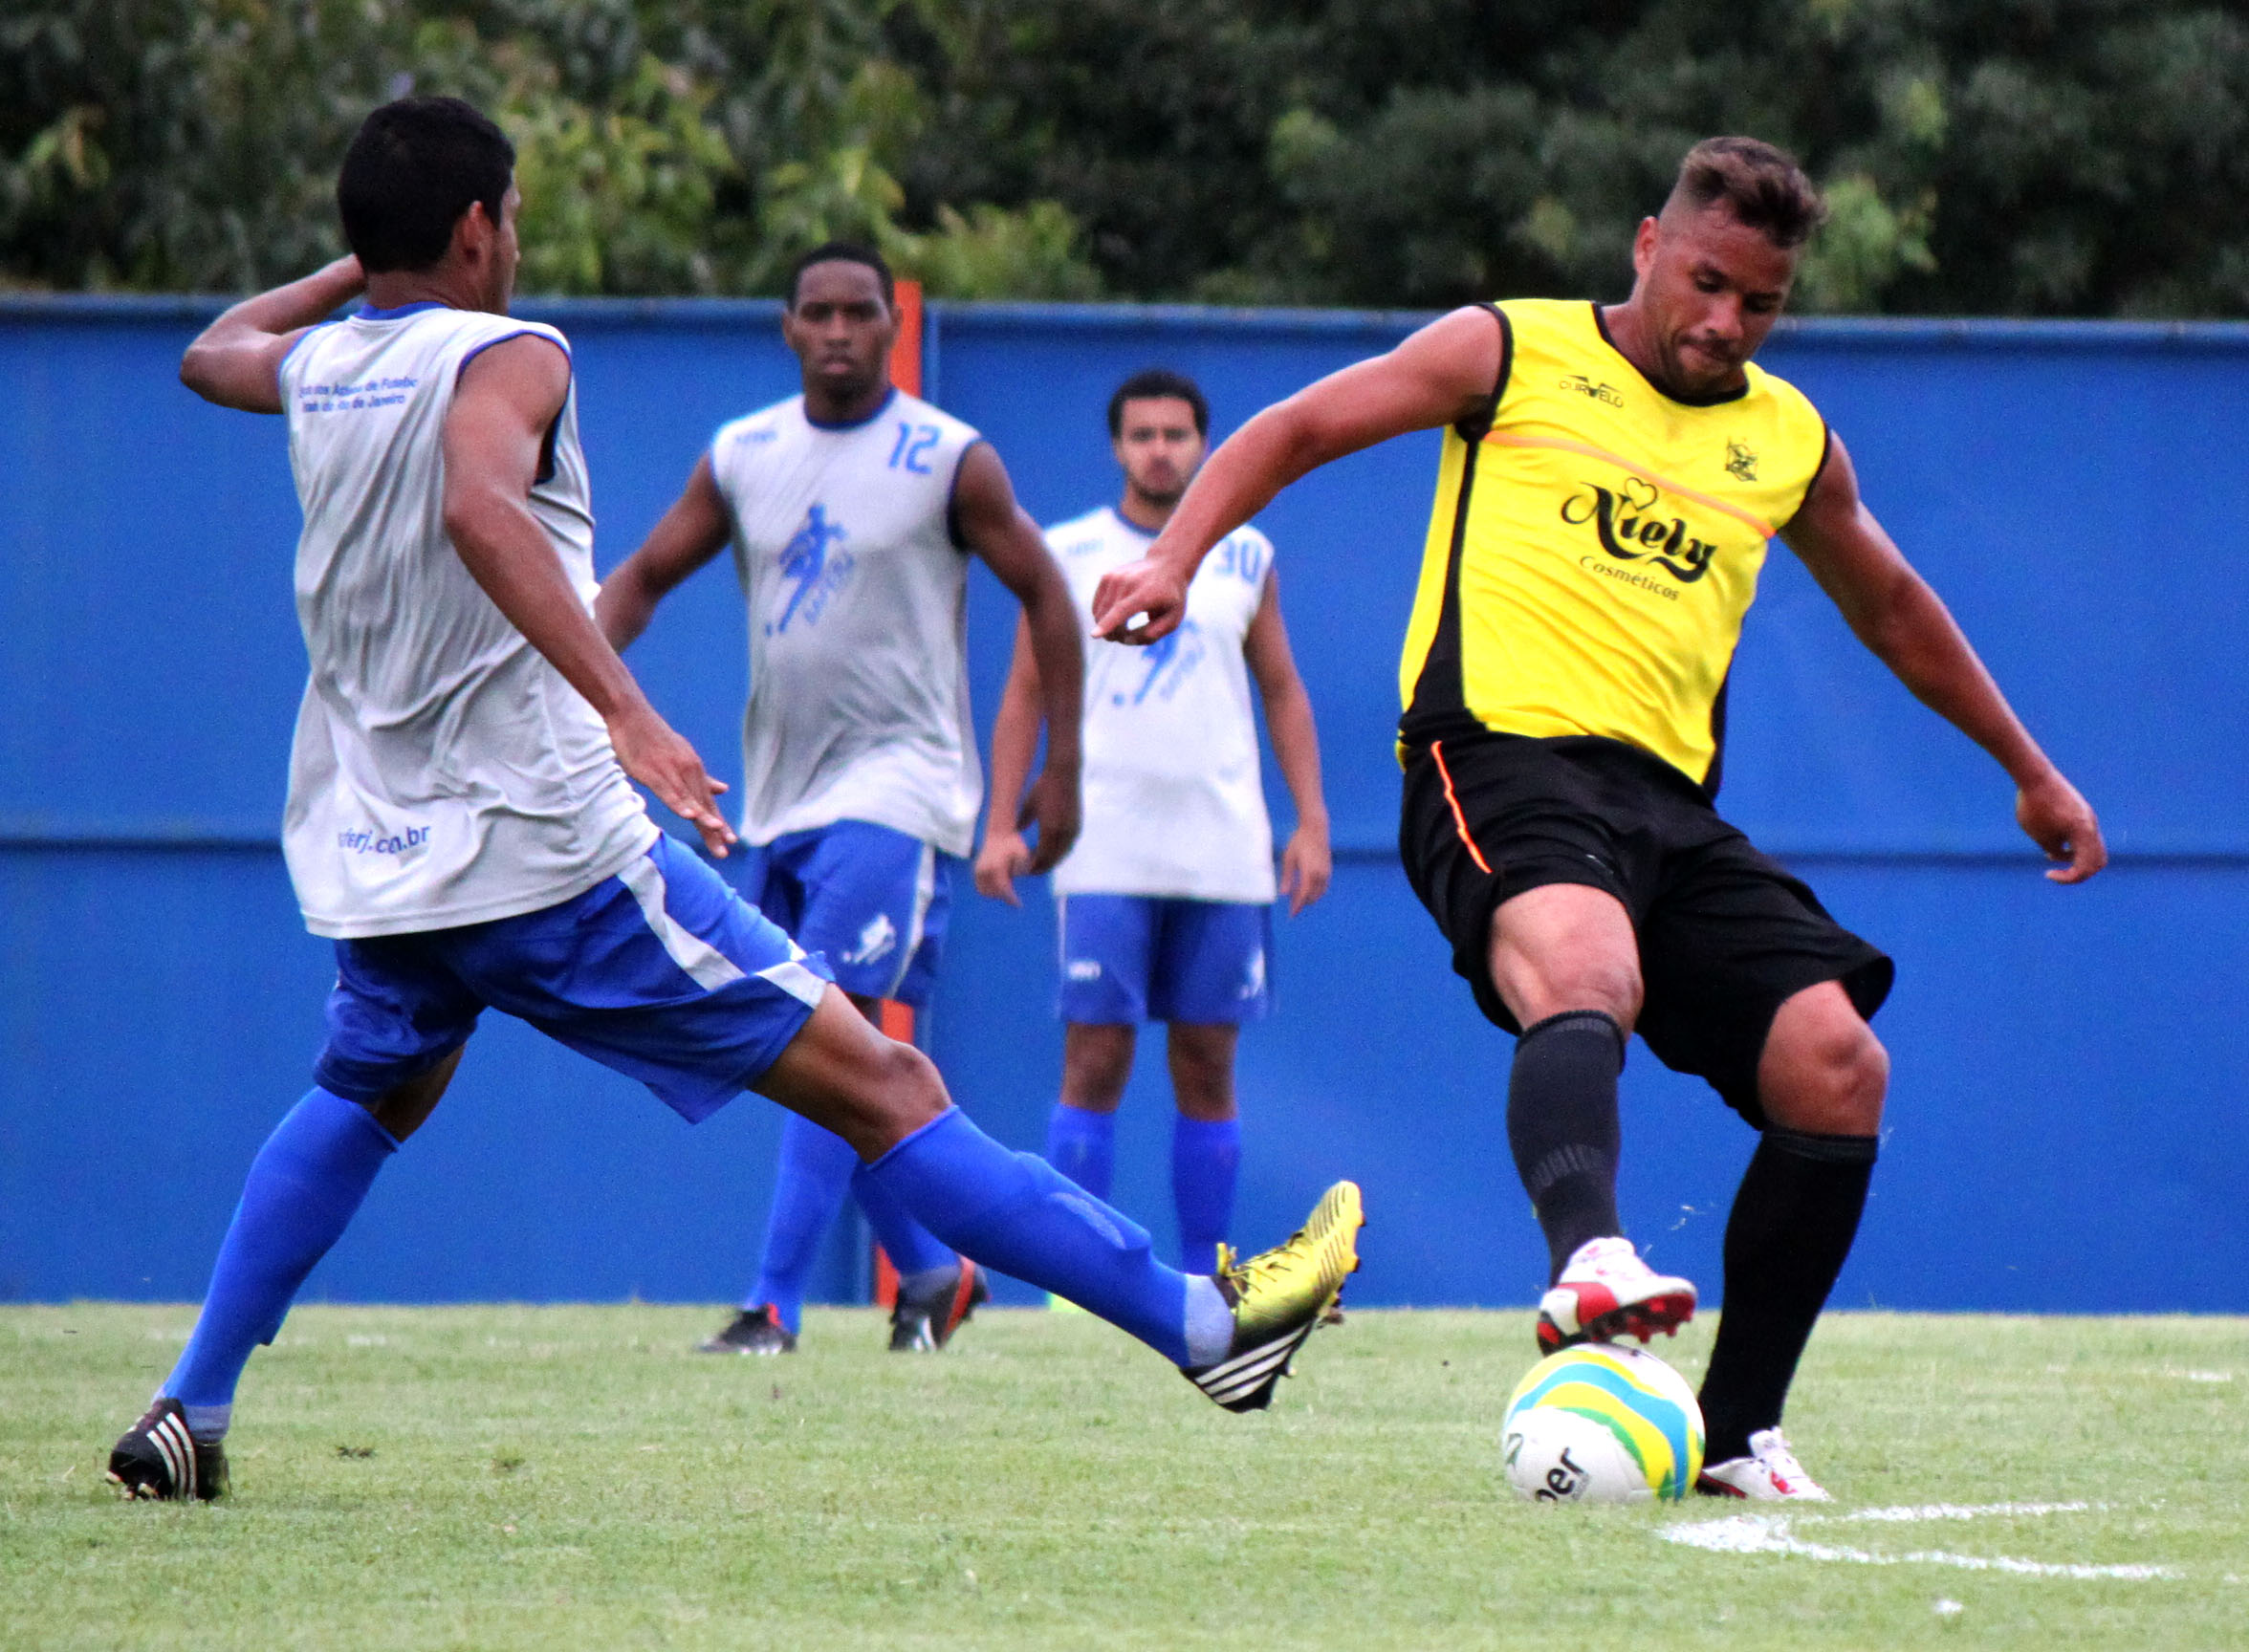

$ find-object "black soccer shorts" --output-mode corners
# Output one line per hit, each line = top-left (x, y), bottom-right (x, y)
(1398, 729), (1893, 1125)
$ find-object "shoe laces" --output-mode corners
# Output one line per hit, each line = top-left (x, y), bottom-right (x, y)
(1569, 1235), (1652, 1284)
(1216, 1230), (1317, 1301)
(1750, 1429), (1815, 1488)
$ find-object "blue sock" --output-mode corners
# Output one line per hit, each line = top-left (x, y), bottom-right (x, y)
(1172, 1115), (1242, 1277)
(1044, 1102), (1118, 1199)
(748, 1113), (859, 1334)
(848, 1164), (956, 1278)
(865, 1108), (1195, 1364)
(162, 1088), (400, 1424)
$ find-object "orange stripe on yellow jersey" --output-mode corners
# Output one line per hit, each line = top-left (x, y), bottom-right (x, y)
(1398, 298), (1830, 790)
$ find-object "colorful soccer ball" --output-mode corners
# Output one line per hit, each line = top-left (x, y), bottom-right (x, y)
(1501, 1342), (1705, 1503)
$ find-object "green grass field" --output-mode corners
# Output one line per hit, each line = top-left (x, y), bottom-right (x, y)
(4, 1304), (2243, 1650)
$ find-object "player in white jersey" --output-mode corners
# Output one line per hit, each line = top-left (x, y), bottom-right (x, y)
(976, 371), (1331, 1274)
(104, 98), (1362, 1502)
(598, 244), (1089, 1356)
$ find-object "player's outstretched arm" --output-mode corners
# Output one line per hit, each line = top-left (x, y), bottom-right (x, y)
(973, 617), (1043, 907)
(955, 444), (1084, 875)
(1092, 306), (1505, 645)
(442, 334), (735, 857)
(594, 455), (732, 651)
(179, 256), (366, 413)
(1782, 432), (2106, 883)
(1242, 570), (1331, 915)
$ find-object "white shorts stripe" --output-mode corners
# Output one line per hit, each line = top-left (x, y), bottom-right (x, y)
(880, 841), (939, 1001)
(756, 957), (830, 1009)
(618, 852), (747, 992)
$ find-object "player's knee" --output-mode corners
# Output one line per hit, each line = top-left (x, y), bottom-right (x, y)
(1766, 1010), (1887, 1136)
(1836, 1026), (1889, 1129)
(1488, 886), (1642, 1028)
(1167, 1033), (1237, 1120)
(1167, 1025), (1232, 1080)
(1530, 956), (1643, 1029)
(826, 1035), (950, 1153)
(875, 1038), (949, 1128)
(1061, 1027), (1133, 1110)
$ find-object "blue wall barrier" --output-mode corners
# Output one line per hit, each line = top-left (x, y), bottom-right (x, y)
(2, 294), (2243, 1319)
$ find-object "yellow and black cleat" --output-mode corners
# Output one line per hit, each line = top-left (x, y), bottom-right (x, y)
(1184, 1180), (1363, 1412)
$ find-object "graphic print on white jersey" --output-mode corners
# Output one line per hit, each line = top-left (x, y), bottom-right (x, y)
(1110, 621), (1209, 707)
(767, 504), (855, 636)
(1046, 506), (1277, 903)
(277, 303), (656, 938)
(710, 389), (985, 857)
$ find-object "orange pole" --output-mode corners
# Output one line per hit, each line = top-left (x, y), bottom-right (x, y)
(870, 999), (914, 1308)
(888, 277), (923, 397)
(872, 277), (924, 1310)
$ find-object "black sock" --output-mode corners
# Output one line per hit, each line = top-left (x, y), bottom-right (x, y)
(1506, 1011), (1627, 1284)
(1698, 1128), (1878, 1464)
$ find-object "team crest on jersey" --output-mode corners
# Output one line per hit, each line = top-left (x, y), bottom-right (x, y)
(766, 504), (856, 635)
(1110, 620), (1207, 706)
(1560, 473), (1721, 593)
(1725, 439), (1758, 481)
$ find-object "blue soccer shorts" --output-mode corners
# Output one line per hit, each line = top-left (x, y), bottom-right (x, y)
(313, 833), (833, 1124)
(1056, 894), (1273, 1026)
(730, 820), (959, 1008)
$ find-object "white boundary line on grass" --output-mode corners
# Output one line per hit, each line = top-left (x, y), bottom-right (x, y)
(1662, 1503), (2178, 1581)
(1821, 1501), (2095, 1524)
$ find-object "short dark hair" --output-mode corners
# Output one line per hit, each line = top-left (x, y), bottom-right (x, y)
(338, 98), (515, 274)
(1106, 368), (1209, 439)
(787, 242), (895, 309)
(1668, 137), (1826, 250)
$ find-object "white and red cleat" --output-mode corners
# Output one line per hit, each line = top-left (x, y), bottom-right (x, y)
(1535, 1235), (1696, 1353)
(1696, 1427), (1832, 1500)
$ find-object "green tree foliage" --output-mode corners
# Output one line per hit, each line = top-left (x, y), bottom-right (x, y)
(4, 0), (2245, 314)
(0, 0), (1103, 298)
(904, 0), (2249, 315)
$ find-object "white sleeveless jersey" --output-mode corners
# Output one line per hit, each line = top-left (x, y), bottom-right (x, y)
(1047, 507), (1277, 902)
(710, 389), (984, 857)
(278, 302), (656, 939)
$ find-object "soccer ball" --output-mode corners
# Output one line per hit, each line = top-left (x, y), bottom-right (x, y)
(1501, 1342), (1705, 1504)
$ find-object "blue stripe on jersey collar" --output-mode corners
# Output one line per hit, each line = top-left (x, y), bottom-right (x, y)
(804, 385), (898, 430)
(1108, 505), (1161, 539)
(355, 299), (454, 321)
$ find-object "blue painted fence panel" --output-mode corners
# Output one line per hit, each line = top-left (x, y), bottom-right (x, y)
(1, 295), (2241, 1317)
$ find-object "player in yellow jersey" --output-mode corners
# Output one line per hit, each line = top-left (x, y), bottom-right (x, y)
(1091, 137), (2106, 1500)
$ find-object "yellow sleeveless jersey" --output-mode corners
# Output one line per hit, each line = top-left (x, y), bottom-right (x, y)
(1397, 298), (1830, 791)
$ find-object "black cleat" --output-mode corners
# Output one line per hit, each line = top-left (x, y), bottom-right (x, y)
(698, 1305), (797, 1355)
(889, 1258), (989, 1352)
(107, 1398), (228, 1502)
